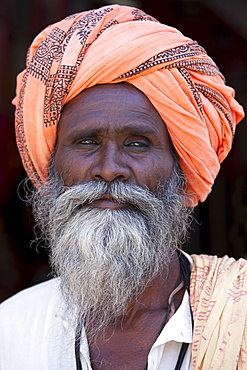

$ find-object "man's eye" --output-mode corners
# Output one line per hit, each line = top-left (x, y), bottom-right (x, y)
(128, 141), (148, 147)
(78, 139), (96, 145)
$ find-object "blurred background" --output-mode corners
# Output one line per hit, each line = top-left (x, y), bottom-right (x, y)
(0, 0), (246, 302)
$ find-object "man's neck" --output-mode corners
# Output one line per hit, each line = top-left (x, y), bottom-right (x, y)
(121, 255), (182, 326)
(88, 256), (184, 370)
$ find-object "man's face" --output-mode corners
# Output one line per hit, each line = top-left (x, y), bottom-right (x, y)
(37, 83), (190, 340)
(54, 83), (174, 200)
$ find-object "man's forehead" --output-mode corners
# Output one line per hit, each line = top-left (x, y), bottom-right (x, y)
(55, 83), (174, 154)
(59, 82), (167, 132)
(62, 83), (155, 113)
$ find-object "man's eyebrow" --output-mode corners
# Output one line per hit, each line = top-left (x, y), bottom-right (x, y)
(64, 124), (159, 140)
(114, 124), (158, 135)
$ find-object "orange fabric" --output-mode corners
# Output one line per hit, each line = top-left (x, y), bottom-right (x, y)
(190, 254), (247, 369)
(13, 5), (244, 205)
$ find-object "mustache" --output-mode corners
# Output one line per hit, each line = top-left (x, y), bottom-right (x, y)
(55, 181), (164, 213)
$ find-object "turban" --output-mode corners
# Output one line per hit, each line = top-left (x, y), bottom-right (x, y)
(13, 5), (244, 206)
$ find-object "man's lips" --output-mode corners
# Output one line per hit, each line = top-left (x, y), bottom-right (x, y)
(90, 195), (126, 210)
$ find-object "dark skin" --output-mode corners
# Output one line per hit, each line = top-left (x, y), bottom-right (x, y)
(55, 83), (183, 369)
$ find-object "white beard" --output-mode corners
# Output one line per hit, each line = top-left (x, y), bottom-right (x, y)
(30, 165), (191, 340)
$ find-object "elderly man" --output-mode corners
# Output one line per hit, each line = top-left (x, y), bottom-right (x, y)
(0, 4), (246, 370)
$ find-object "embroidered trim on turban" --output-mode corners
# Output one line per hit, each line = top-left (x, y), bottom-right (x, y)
(13, 5), (244, 206)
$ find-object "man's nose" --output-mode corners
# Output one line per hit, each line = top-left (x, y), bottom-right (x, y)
(91, 145), (130, 182)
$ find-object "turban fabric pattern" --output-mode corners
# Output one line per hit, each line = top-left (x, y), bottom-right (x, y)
(13, 5), (244, 205)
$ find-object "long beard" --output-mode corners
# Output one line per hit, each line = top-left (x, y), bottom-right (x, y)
(30, 164), (192, 341)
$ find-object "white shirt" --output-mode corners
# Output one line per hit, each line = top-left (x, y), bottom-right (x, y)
(0, 277), (192, 370)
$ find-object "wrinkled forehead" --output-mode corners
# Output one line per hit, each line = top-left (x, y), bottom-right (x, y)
(58, 82), (172, 141)
(60, 82), (158, 117)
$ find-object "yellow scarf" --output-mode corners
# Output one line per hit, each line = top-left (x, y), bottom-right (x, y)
(191, 254), (247, 369)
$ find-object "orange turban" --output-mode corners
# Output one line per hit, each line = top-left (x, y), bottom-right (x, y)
(13, 5), (244, 206)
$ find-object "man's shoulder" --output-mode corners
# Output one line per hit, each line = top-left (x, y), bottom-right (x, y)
(0, 278), (61, 318)
(0, 279), (76, 369)
(190, 253), (247, 305)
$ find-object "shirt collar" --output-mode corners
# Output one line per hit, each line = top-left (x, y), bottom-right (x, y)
(152, 290), (193, 348)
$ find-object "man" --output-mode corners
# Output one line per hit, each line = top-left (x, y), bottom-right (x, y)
(0, 4), (246, 370)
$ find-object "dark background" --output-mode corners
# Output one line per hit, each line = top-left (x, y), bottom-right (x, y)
(0, 0), (246, 302)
